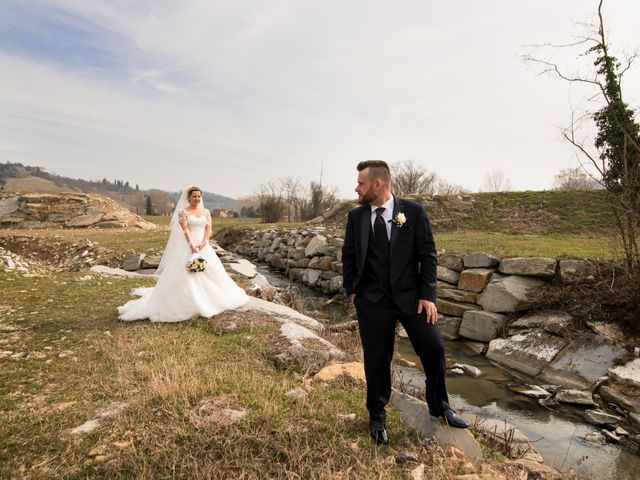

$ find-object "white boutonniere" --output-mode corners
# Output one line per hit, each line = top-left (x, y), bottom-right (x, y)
(393, 212), (407, 229)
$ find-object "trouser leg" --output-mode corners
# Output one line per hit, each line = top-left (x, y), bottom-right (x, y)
(398, 310), (450, 416)
(355, 297), (397, 423)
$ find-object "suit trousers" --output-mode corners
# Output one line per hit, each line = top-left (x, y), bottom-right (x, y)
(354, 294), (450, 423)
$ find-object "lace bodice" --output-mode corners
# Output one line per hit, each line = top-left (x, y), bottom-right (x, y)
(187, 213), (207, 244)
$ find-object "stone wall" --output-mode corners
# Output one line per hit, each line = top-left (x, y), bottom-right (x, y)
(0, 192), (157, 230)
(221, 227), (640, 421)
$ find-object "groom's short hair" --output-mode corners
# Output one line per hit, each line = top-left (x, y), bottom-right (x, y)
(357, 160), (391, 186)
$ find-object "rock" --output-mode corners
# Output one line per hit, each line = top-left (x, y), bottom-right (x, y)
(583, 409), (622, 427)
(554, 389), (596, 406)
(486, 331), (566, 376)
(449, 368), (465, 376)
(303, 268), (322, 287)
(238, 297), (323, 331)
(507, 384), (551, 399)
(314, 362), (365, 383)
(559, 259), (594, 284)
(305, 235), (328, 257)
(462, 341), (486, 355)
(270, 254), (287, 270)
(284, 388), (307, 400)
(395, 453), (419, 464)
(477, 275), (545, 313)
(390, 390), (482, 461)
(437, 285), (478, 304)
(598, 383), (640, 415)
(437, 266), (460, 285)
(90, 265), (145, 277)
(459, 310), (505, 342)
(609, 358), (640, 388)
(278, 322), (345, 367)
(122, 253), (145, 271)
(601, 429), (622, 443)
(457, 268), (494, 293)
(229, 259), (257, 278)
(66, 213), (106, 227)
(410, 464), (425, 480)
(469, 415), (541, 461)
(509, 311), (574, 337)
(437, 315), (462, 340)
(294, 258), (311, 268)
(540, 333), (628, 389)
(337, 413), (357, 423)
(582, 432), (607, 444)
(499, 257), (557, 278)
(438, 252), (465, 272)
(463, 252), (500, 268)
(141, 254), (162, 269)
(436, 299), (481, 317)
(629, 413), (640, 430)
(450, 363), (483, 377)
(614, 426), (629, 437)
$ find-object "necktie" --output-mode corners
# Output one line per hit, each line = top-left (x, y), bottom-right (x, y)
(374, 207), (389, 250)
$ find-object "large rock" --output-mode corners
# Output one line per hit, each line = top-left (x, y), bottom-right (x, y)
(0, 193), (156, 230)
(459, 310), (506, 342)
(583, 409), (622, 427)
(437, 252), (465, 272)
(229, 259), (258, 278)
(238, 297), (323, 331)
(509, 311), (574, 337)
(436, 266), (460, 285)
(303, 268), (322, 287)
(390, 390), (482, 461)
(499, 257), (557, 278)
(305, 235), (328, 257)
(463, 252), (500, 268)
(540, 333), (628, 389)
(608, 357), (640, 388)
(436, 299), (481, 317)
(486, 331), (566, 376)
(437, 285), (478, 304)
(598, 383), (640, 414)
(554, 389), (596, 406)
(437, 315), (462, 340)
(457, 268), (494, 292)
(477, 275), (545, 313)
(122, 252), (145, 271)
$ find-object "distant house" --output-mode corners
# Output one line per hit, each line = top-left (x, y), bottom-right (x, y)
(210, 208), (229, 218)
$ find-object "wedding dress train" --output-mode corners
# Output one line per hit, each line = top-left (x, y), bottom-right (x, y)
(118, 214), (247, 322)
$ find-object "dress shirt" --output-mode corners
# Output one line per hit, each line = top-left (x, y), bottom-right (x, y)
(370, 195), (394, 240)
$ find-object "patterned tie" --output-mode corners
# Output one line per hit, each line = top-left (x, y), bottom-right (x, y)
(374, 207), (389, 249)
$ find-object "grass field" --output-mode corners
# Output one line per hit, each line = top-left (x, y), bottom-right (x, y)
(0, 268), (434, 478)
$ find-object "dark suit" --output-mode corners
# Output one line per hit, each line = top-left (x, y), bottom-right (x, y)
(342, 196), (450, 422)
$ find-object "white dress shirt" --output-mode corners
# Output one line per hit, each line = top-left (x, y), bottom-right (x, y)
(370, 195), (394, 240)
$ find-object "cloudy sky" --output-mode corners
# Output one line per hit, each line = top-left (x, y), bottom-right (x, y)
(1, 1), (639, 198)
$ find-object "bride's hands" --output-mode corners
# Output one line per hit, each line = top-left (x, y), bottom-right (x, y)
(189, 243), (199, 254)
(198, 240), (208, 251)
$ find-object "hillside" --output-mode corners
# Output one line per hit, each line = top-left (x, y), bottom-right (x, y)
(323, 190), (613, 235)
(0, 162), (237, 212)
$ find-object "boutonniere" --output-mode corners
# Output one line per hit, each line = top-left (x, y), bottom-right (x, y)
(392, 211), (407, 229)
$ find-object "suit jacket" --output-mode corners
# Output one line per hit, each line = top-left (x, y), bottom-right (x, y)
(341, 196), (438, 314)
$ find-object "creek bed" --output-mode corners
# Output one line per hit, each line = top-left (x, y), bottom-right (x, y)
(256, 264), (640, 479)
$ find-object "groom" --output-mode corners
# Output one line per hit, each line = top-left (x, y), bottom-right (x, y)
(342, 160), (468, 445)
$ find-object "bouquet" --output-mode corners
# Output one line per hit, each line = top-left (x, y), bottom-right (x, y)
(186, 252), (207, 273)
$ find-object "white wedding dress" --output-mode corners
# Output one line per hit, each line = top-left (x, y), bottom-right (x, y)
(118, 213), (248, 322)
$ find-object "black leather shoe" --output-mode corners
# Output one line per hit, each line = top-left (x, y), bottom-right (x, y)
(442, 409), (469, 429)
(369, 423), (389, 445)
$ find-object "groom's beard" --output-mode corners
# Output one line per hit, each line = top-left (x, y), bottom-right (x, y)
(358, 188), (377, 205)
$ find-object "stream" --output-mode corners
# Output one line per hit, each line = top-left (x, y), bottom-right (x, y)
(256, 265), (640, 480)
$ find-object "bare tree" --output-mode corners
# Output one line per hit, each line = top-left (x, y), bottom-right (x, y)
(299, 181), (337, 221)
(553, 167), (602, 190)
(391, 160), (438, 196)
(257, 182), (284, 223)
(483, 169), (512, 192)
(524, 0), (640, 271)
(433, 179), (467, 195)
(281, 176), (303, 222)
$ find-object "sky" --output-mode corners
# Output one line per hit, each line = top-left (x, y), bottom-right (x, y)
(1, 1), (639, 199)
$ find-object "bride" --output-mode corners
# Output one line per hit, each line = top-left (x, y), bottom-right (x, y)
(118, 186), (248, 322)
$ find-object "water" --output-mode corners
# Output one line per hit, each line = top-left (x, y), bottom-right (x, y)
(396, 340), (640, 480)
(255, 263), (640, 479)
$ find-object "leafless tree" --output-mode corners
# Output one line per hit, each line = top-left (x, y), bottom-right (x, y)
(391, 160), (438, 196)
(483, 169), (512, 192)
(299, 181), (337, 221)
(553, 167), (602, 190)
(281, 176), (304, 222)
(257, 182), (284, 223)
